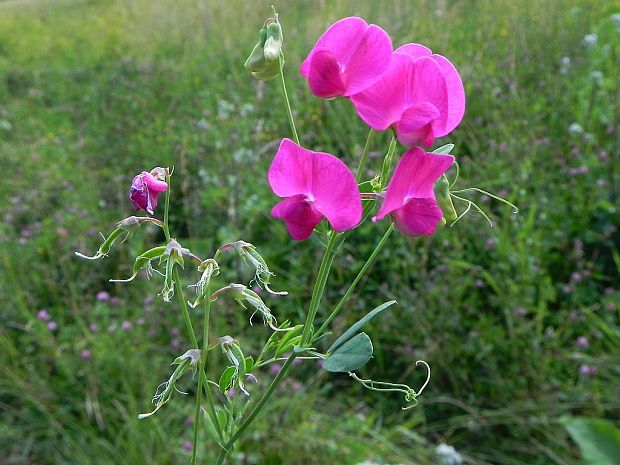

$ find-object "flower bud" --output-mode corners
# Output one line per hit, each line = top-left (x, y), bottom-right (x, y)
(244, 18), (284, 81)
(263, 22), (283, 61)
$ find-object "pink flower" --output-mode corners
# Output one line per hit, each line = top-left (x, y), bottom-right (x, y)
(269, 139), (362, 240)
(300, 17), (392, 98)
(129, 168), (168, 215)
(373, 147), (454, 236)
(351, 44), (465, 147)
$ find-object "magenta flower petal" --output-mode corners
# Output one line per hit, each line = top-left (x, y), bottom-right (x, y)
(350, 53), (412, 130)
(391, 197), (444, 236)
(396, 102), (440, 148)
(307, 49), (347, 98)
(395, 43), (431, 60)
(269, 139), (362, 240)
(352, 44), (465, 146)
(129, 171), (168, 215)
(143, 175), (168, 193)
(397, 43), (465, 134)
(374, 147), (454, 221)
(431, 54), (465, 134)
(341, 24), (393, 95)
(301, 17), (392, 98)
(272, 195), (323, 241)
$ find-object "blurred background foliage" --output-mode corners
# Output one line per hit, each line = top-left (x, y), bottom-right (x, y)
(0, 0), (619, 464)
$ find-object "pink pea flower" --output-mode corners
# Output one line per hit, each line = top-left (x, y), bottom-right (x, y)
(129, 167), (168, 215)
(373, 147), (454, 236)
(268, 139), (362, 241)
(300, 17), (392, 98)
(351, 44), (465, 147)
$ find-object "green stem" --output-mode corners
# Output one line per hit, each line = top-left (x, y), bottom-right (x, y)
(215, 353), (297, 465)
(300, 231), (341, 346)
(163, 170), (172, 242)
(173, 268), (199, 348)
(314, 223), (395, 340)
(355, 128), (375, 182)
(191, 284), (212, 465)
(379, 137), (397, 189)
(278, 54), (300, 144)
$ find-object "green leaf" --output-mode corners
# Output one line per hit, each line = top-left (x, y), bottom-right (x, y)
(218, 366), (236, 393)
(322, 332), (373, 372)
(328, 300), (397, 353)
(432, 143), (455, 154)
(561, 416), (620, 465)
(244, 356), (254, 372)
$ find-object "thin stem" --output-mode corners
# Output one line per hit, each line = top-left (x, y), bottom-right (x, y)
(174, 268), (199, 348)
(191, 284), (212, 465)
(300, 231), (340, 346)
(278, 54), (300, 144)
(163, 170), (172, 242)
(215, 353), (297, 465)
(379, 137), (397, 189)
(314, 223), (395, 340)
(355, 128), (375, 182)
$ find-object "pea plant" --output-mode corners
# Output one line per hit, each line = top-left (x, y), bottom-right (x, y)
(76, 8), (515, 464)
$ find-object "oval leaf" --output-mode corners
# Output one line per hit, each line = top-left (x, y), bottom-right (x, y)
(328, 300), (397, 353)
(432, 143), (455, 154)
(561, 416), (620, 465)
(323, 332), (373, 373)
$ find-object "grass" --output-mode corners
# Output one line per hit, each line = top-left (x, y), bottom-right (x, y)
(1, 0), (619, 464)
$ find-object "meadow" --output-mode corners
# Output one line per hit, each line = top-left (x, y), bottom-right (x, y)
(1, 0), (619, 464)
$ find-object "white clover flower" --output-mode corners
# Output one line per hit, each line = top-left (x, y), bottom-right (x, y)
(590, 70), (604, 83)
(559, 56), (571, 75)
(436, 443), (463, 465)
(583, 33), (598, 48)
(568, 123), (583, 134)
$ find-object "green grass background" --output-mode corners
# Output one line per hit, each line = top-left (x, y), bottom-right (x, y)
(1, 0), (619, 464)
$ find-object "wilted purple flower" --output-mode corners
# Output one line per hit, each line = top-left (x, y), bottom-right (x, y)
(47, 321), (58, 331)
(144, 295), (155, 306)
(562, 285), (573, 294)
(270, 364), (282, 375)
(170, 328), (181, 338)
(513, 307), (527, 317)
(136, 318), (145, 325)
(107, 324), (117, 333)
(227, 389), (237, 399)
(293, 358), (303, 366)
(571, 272), (582, 283)
(170, 339), (181, 350)
(89, 323), (98, 332)
(576, 336), (589, 349)
(121, 321), (132, 331)
(129, 168), (168, 215)
(80, 350), (92, 360)
(291, 381), (302, 393)
(182, 441), (192, 452)
(37, 309), (50, 321)
(96, 291), (110, 302)
(109, 297), (120, 306)
(475, 279), (484, 288)
(605, 302), (617, 312)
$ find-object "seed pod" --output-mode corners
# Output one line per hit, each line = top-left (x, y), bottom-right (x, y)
(436, 175), (458, 222)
